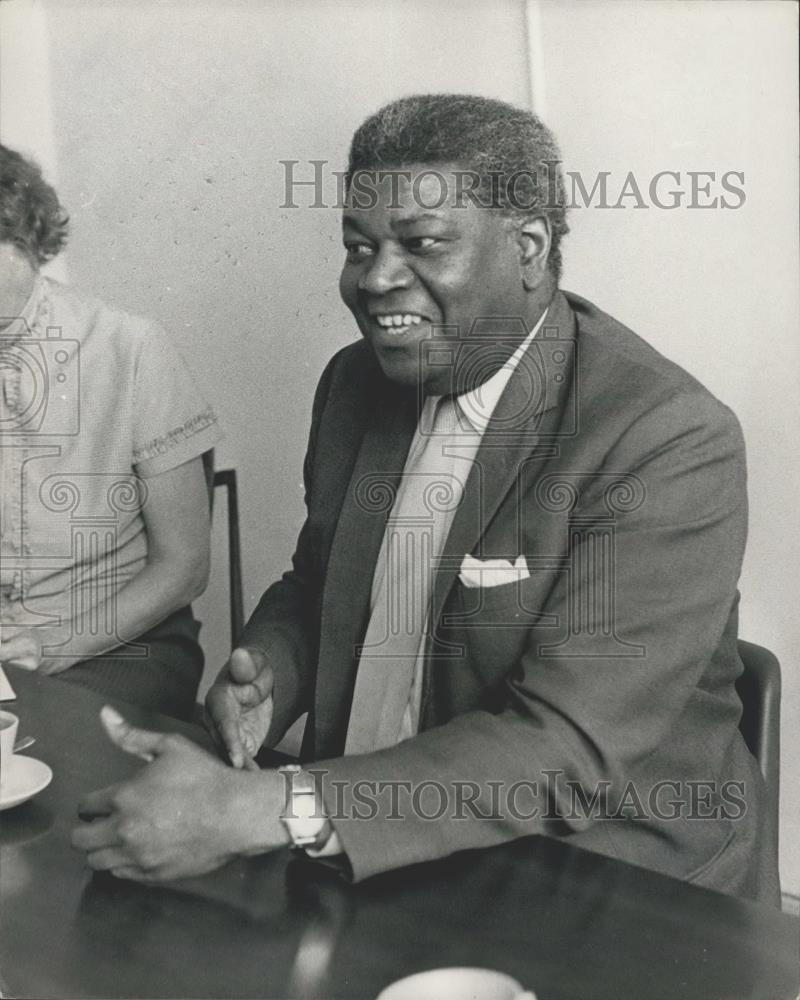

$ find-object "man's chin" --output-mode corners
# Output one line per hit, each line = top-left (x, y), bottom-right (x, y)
(366, 340), (454, 395)
(372, 350), (421, 388)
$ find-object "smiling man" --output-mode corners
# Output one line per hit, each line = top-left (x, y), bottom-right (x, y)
(338, 164), (553, 395)
(73, 94), (779, 906)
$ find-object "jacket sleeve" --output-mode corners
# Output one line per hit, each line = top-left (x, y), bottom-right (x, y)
(237, 353), (338, 747)
(312, 388), (749, 880)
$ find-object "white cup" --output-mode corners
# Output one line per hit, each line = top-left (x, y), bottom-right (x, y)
(0, 709), (20, 771)
(376, 967), (535, 1000)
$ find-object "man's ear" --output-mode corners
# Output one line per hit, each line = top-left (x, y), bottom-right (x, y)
(517, 216), (551, 291)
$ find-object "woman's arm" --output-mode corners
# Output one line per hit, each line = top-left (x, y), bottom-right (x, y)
(0, 456), (211, 671)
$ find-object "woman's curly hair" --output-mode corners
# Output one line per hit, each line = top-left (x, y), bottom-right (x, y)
(0, 144), (68, 265)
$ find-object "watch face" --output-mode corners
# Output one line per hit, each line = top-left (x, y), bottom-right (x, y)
(293, 794), (319, 822)
(281, 769), (327, 847)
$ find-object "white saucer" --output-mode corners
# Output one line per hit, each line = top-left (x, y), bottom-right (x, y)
(0, 754), (53, 810)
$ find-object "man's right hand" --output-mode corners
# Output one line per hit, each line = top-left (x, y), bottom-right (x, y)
(204, 647), (274, 769)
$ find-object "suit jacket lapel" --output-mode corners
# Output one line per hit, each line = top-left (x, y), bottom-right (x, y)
(314, 381), (419, 757)
(430, 291), (578, 643)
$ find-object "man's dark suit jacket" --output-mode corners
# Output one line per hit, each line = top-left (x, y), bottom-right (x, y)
(241, 290), (779, 904)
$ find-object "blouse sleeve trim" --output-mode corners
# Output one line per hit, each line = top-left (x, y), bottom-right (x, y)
(133, 406), (223, 478)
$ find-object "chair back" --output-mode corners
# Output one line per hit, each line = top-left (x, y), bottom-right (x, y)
(736, 639), (781, 854)
(212, 468), (244, 645)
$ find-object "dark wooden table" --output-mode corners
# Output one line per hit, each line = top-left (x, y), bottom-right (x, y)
(1, 666), (797, 1000)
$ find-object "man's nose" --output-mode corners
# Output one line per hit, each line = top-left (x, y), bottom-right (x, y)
(357, 246), (412, 295)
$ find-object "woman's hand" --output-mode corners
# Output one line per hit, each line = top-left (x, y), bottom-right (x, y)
(0, 628), (43, 671)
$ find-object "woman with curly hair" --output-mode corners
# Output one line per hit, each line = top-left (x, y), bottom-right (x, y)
(0, 144), (221, 720)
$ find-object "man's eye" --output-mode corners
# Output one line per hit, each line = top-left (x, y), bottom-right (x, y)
(406, 236), (440, 252)
(344, 242), (373, 261)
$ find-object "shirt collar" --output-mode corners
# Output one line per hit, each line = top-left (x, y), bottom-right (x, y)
(454, 308), (549, 433)
(0, 272), (45, 344)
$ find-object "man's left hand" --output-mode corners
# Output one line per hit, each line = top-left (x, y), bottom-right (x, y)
(71, 706), (290, 882)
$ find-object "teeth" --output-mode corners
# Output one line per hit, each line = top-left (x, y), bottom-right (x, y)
(375, 313), (423, 329)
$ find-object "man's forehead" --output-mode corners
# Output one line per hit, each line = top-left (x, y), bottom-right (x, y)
(343, 163), (471, 220)
(342, 206), (447, 229)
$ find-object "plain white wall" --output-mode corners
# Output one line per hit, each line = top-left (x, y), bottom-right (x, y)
(1, 0), (796, 892)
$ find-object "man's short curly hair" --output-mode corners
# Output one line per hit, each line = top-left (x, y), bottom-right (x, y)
(347, 94), (569, 281)
(0, 144), (68, 265)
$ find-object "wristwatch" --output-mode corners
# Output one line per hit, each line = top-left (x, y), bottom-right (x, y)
(278, 765), (331, 850)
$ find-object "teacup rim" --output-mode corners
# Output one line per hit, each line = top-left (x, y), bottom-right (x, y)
(377, 966), (525, 1000)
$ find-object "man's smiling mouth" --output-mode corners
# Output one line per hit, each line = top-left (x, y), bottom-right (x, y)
(373, 313), (425, 330)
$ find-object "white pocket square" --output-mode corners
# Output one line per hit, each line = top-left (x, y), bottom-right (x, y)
(458, 554), (530, 589)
